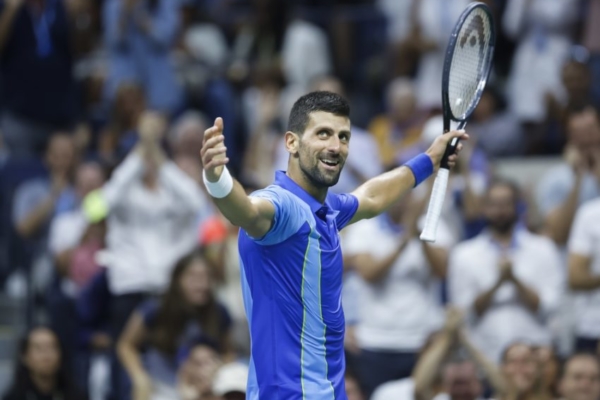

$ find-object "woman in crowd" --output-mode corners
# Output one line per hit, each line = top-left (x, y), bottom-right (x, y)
(117, 251), (233, 400)
(2, 327), (87, 400)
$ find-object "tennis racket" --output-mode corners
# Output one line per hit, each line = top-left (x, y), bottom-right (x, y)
(420, 2), (496, 243)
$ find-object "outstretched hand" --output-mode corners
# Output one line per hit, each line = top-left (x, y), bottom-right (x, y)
(201, 117), (229, 182)
(425, 130), (469, 170)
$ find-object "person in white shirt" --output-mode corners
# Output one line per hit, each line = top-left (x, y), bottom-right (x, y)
(342, 190), (453, 397)
(536, 107), (600, 247)
(567, 197), (600, 352)
(100, 111), (205, 336)
(449, 179), (564, 363)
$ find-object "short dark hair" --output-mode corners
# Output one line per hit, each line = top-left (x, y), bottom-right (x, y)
(287, 91), (350, 134)
(487, 177), (521, 204)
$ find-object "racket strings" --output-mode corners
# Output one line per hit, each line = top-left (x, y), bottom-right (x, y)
(447, 7), (493, 119)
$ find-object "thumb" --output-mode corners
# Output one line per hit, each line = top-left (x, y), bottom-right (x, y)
(444, 129), (469, 143)
(214, 117), (224, 132)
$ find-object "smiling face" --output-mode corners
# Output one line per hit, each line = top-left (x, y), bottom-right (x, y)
(286, 111), (351, 189)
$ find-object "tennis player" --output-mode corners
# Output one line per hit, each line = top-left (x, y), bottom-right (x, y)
(200, 91), (467, 400)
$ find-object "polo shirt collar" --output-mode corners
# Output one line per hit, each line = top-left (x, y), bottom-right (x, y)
(274, 170), (338, 220)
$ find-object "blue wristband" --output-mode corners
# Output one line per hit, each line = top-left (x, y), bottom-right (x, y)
(404, 153), (434, 187)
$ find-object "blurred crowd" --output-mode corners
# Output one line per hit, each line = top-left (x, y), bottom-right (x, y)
(0, 0), (600, 399)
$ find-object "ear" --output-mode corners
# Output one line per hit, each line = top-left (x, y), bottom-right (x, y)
(284, 131), (300, 155)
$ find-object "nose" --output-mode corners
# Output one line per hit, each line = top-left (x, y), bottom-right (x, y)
(327, 136), (341, 154)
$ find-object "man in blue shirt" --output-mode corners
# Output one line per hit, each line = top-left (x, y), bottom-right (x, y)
(201, 91), (466, 399)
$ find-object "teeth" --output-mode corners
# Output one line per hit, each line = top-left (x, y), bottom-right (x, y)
(321, 160), (338, 166)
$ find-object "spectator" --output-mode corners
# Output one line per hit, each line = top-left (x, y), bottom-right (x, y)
(449, 179), (564, 363)
(168, 110), (209, 160)
(567, 196), (600, 352)
(103, 0), (184, 115)
(342, 190), (453, 397)
(558, 353), (600, 400)
(100, 110), (203, 333)
(177, 342), (222, 400)
(0, 0), (79, 157)
(372, 308), (507, 400)
(118, 251), (232, 400)
(500, 343), (548, 400)
(11, 133), (76, 294)
(98, 82), (147, 167)
(367, 77), (428, 167)
(536, 107), (600, 247)
(503, 0), (579, 127)
(535, 345), (560, 399)
(48, 161), (106, 282)
(2, 327), (87, 400)
(468, 88), (525, 158)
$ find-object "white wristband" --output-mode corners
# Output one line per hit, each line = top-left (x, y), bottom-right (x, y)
(203, 167), (234, 198)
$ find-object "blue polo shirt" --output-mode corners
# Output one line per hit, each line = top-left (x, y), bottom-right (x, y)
(238, 171), (360, 400)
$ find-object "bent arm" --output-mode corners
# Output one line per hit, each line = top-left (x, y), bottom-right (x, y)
(117, 312), (149, 383)
(543, 175), (582, 245)
(569, 253), (600, 291)
(350, 166), (416, 223)
(210, 178), (275, 239)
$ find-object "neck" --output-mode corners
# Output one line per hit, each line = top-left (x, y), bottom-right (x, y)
(490, 228), (514, 248)
(287, 164), (328, 203)
(31, 373), (56, 394)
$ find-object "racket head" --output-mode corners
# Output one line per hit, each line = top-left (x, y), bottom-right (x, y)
(442, 2), (496, 127)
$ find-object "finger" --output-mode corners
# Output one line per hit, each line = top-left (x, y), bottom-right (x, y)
(204, 158), (229, 170)
(456, 143), (463, 153)
(214, 117), (224, 131)
(203, 135), (225, 150)
(446, 129), (469, 142)
(203, 147), (227, 160)
(203, 124), (223, 142)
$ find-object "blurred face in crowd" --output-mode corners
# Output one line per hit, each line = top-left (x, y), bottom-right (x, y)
(75, 162), (105, 199)
(559, 355), (600, 400)
(171, 118), (207, 160)
(292, 111), (351, 188)
(114, 83), (146, 126)
(46, 134), (75, 175)
(502, 344), (538, 394)
(388, 80), (416, 125)
(345, 375), (364, 400)
(483, 183), (519, 235)
(23, 328), (61, 380)
(568, 108), (600, 158)
(175, 155), (202, 184)
(472, 91), (496, 122)
(311, 77), (345, 97)
(562, 61), (591, 100)
(181, 344), (222, 397)
(442, 361), (482, 400)
(180, 257), (211, 307)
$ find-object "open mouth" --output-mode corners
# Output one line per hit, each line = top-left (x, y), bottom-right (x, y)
(320, 159), (340, 170)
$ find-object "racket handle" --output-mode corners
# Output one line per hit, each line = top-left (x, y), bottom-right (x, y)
(440, 121), (467, 169)
(420, 168), (450, 243)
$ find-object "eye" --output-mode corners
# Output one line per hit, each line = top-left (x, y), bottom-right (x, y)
(339, 133), (350, 143)
(317, 130), (329, 138)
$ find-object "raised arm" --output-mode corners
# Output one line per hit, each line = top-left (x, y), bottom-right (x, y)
(201, 118), (275, 238)
(349, 130), (468, 224)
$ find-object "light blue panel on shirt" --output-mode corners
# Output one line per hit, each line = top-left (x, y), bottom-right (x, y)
(249, 186), (308, 245)
(299, 224), (335, 400)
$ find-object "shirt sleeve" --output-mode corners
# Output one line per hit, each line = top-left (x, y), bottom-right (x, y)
(535, 167), (571, 217)
(12, 180), (49, 226)
(568, 203), (594, 256)
(330, 193), (359, 230)
(248, 187), (306, 246)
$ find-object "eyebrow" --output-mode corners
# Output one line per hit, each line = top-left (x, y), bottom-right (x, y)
(317, 126), (352, 137)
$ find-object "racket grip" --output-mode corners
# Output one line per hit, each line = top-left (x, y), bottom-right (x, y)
(420, 168), (450, 243)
